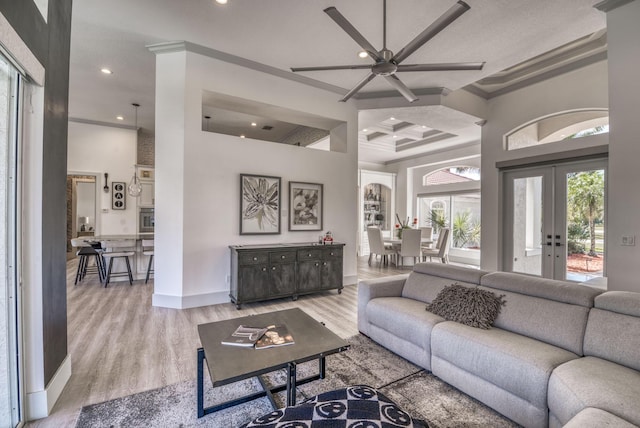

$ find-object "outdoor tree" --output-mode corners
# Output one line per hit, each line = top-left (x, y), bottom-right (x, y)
(567, 171), (604, 256)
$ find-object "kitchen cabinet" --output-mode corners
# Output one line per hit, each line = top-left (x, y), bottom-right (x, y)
(139, 181), (154, 206)
(229, 243), (344, 309)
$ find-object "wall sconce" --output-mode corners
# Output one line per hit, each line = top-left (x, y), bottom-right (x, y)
(103, 172), (109, 193)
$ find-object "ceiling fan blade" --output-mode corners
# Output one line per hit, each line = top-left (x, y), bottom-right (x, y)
(339, 73), (377, 102)
(324, 7), (381, 62)
(383, 75), (418, 103)
(392, 1), (470, 64)
(291, 64), (373, 72)
(397, 62), (485, 72)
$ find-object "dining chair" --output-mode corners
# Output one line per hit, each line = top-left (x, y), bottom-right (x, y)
(71, 238), (104, 284)
(100, 239), (136, 286)
(419, 226), (433, 250)
(422, 227), (451, 263)
(367, 227), (395, 266)
(142, 239), (154, 284)
(395, 228), (422, 267)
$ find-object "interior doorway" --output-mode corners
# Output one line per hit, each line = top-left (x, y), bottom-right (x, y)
(502, 159), (607, 281)
(66, 174), (97, 257)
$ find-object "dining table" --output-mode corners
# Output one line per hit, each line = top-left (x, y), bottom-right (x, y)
(383, 238), (434, 267)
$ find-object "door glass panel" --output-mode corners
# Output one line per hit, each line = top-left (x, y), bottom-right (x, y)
(512, 176), (543, 276)
(565, 169), (605, 281)
(0, 53), (19, 427)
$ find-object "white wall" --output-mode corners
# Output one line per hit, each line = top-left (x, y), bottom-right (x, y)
(481, 60), (609, 272)
(604, 0), (640, 292)
(153, 46), (358, 308)
(67, 121), (137, 236)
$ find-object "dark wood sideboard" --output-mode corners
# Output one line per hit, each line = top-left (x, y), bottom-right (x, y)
(229, 242), (345, 309)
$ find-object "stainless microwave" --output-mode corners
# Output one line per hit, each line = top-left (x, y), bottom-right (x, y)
(139, 208), (154, 233)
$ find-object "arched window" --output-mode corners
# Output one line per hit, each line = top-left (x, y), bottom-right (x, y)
(423, 166), (480, 186)
(506, 109), (608, 151)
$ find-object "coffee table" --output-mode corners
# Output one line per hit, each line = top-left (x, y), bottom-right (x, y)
(196, 307), (350, 418)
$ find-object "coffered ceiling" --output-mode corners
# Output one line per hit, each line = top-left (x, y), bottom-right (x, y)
(68, 0), (607, 164)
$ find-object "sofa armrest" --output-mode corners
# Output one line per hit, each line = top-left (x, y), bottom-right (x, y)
(357, 274), (409, 335)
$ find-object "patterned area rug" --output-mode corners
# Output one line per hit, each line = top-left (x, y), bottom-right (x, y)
(75, 335), (518, 428)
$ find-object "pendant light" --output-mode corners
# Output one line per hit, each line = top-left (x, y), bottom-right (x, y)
(128, 103), (143, 197)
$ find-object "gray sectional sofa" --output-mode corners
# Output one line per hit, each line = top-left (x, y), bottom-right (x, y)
(357, 262), (640, 428)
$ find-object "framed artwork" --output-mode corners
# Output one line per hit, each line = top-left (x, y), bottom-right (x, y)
(289, 181), (323, 231)
(112, 181), (126, 210)
(240, 174), (281, 235)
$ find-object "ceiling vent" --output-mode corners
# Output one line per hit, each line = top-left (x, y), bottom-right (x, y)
(262, 125), (273, 131)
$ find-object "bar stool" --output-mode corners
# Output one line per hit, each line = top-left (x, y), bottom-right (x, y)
(70, 238), (104, 284)
(142, 239), (154, 284)
(100, 239), (136, 287)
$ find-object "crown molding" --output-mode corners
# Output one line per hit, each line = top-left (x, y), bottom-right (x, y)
(147, 41), (347, 96)
(69, 117), (138, 131)
(594, 0), (635, 12)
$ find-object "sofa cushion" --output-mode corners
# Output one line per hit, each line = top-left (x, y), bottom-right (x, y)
(366, 297), (445, 353)
(593, 291), (640, 317)
(548, 356), (640, 426)
(431, 321), (578, 408)
(583, 302), (640, 372)
(402, 263), (486, 303)
(480, 272), (602, 307)
(563, 407), (638, 428)
(478, 286), (590, 355)
(426, 283), (505, 329)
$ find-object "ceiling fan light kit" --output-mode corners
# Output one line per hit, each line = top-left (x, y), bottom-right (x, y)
(291, 0), (484, 103)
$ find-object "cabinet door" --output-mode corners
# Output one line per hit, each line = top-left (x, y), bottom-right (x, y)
(297, 260), (321, 292)
(139, 182), (154, 206)
(320, 247), (343, 289)
(270, 263), (296, 296)
(238, 265), (270, 300)
(320, 260), (343, 289)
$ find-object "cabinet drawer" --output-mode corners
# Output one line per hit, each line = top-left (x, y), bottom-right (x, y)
(297, 249), (322, 260)
(322, 248), (343, 259)
(270, 251), (296, 264)
(238, 252), (269, 265)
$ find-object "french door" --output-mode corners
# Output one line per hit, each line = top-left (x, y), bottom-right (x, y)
(503, 159), (606, 281)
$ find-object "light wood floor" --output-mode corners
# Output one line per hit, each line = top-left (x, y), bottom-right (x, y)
(26, 255), (408, 427)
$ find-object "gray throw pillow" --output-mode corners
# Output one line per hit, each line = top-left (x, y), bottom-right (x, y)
(426, 283), (506, 329)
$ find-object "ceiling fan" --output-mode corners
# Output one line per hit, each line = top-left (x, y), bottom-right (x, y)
(291, 0), (484, 103)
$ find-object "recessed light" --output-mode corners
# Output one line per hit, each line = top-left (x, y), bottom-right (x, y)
(422, 125), (427, 129)
(101, 68), (113, 74)
(116, 115), (124, 121)
(362, 128), (368, 132)
(240, 134), (245, 138)
(390, 117), (395, 120)
(251, 122), (257, 127)
(215, 0), (228, 4)
(393, 135), (398, 138)
(358, 51), (368, 59)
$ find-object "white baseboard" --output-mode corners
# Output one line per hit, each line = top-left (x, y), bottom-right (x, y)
(26, 355), (72, 421)
(343, 274), (358, 285)
(152, 290), (229, 309)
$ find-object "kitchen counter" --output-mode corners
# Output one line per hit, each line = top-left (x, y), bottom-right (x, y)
(82, 234), (154, 282)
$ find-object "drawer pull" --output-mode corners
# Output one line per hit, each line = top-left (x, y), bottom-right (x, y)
(315, 263), (319, 267)
(308, 253), (312, 257)
(253, 257), (258, 261)
(262, 267), (266, 272)
(272, 266), (276, 270)
(323, 262), (327, 266)
(330, 252), (334, 256)
(281, 255), (286, 259)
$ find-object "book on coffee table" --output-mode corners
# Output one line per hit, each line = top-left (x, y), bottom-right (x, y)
(255, 325), (295, 349)
(221, 325), (269, 347)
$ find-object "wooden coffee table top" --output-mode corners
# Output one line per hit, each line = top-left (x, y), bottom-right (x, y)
(197, 308), (350, 386)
